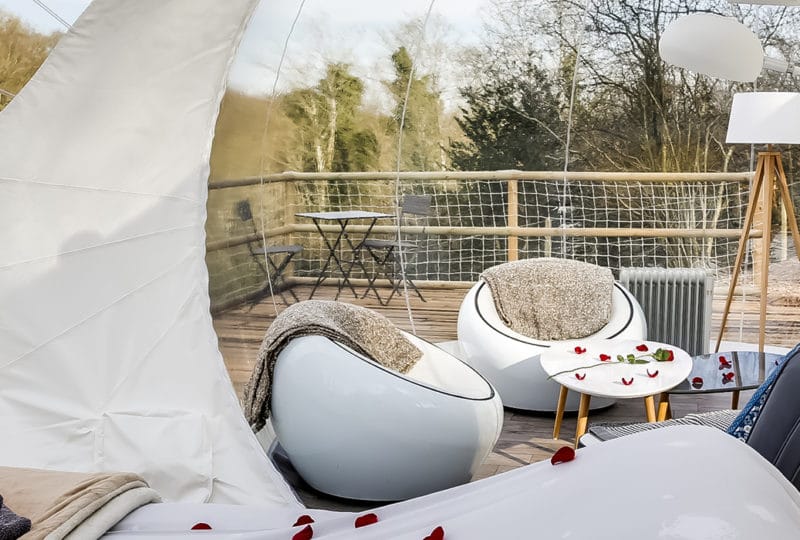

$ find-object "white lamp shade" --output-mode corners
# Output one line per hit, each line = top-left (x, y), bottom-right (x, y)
(727, 92), (800, 144)
(659, 14), (764, 82)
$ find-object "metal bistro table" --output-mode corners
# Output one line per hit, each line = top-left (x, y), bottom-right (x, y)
(658, 350), (784, 420)
(296, 210), (393, 300)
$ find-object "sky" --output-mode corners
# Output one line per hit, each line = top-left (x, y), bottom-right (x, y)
(0, 0), (490, 110)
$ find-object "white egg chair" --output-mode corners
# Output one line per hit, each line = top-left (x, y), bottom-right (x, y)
(269, 331), (504, 502)
(458, 277), (646, 413)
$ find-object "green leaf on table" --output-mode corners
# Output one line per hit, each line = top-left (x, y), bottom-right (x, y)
(653, 348), (674, 362)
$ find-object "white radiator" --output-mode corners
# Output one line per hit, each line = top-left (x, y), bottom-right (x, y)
(619, 268), (714, 357)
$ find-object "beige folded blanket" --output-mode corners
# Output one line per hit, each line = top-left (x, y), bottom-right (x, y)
(0, 467), (160, 540)
(481, 258), (614, 341)
(243, 300), (422, 431)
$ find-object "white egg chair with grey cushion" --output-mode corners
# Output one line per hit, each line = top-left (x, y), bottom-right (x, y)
(458, 258), (647, 412)
(269, 330), (504, 502)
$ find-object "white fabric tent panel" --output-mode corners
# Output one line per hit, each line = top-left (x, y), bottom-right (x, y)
(0, 0), (298, 507)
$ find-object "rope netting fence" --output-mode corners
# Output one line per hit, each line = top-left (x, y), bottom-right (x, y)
(205, 170), (768, 310)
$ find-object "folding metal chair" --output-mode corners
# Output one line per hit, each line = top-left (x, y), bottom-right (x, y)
(361, 195), (432, 305)
(235, 200), (302, 305)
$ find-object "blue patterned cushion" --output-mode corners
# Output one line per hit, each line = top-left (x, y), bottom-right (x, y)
(727, 345), (799, 441)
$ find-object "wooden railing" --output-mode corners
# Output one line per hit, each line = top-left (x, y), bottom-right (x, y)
(208, 170), (755, 256)
(205, 169), (764, 310)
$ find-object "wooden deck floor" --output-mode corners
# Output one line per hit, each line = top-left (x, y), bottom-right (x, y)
(213, 282), (798, 509)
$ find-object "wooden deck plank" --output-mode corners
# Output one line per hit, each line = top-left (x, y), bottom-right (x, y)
(213, 282), (797, 509)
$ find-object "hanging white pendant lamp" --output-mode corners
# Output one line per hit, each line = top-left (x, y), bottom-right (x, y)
(659, 13), (764, 82)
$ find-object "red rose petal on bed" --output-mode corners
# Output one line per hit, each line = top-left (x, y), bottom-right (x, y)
(191, 523), (212, 530)
(621, 377), (634, 386)
(575, 372), (586, 380)
(599, 353), (611, 361)
(574, 346), (587, 354)
(293, 515), (315, 527)
(636, 344), (648, 352)
(647, 369), (659, 378)
(423, 526), (445, 540)
(355, 513), (379, 528)
(292, 524), (313, 540)
(550, 446), (576, 465)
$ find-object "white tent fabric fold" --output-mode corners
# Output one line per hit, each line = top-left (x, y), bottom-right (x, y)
(0, 0), (297, 506)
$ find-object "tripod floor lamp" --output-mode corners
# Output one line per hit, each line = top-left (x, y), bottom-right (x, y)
(716, 92), (800, 353)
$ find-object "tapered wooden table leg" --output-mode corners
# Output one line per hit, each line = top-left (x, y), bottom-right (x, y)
(731, 390), (741, 410)
(644, 395), (657, 422)
(553, 385), (569, 440)
(657, 392), (672, 422)
(574, 393), (591, 449)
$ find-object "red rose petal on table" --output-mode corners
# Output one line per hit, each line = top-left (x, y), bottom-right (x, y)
(575, 372), (586, 380)
(293, 515), (315, 527)
(647, 369), (659, 378)
(723, 372), (735, 381)
(423, 526), (445, 540)
(692, 376), (704, 388)
(599, 354), (611, 361)
(354, 513), (379, 528)
(190, 523), (212, 530)
(551, 446), (576, 465)
(636, 344), (648, 352)
(621, 377), (634, 386)
(574, 346), (587, 354)
(292, 524), (313, 540)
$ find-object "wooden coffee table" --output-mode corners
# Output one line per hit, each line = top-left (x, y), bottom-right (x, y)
(540, 339), (692, 448)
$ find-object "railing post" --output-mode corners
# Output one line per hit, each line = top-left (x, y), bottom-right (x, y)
(544, 217), (552, 257)
(285, 178), (298, 279)
(507, 178), (518, 262)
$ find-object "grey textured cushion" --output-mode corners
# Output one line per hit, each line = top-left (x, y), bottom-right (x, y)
(481, 258), (614, 340)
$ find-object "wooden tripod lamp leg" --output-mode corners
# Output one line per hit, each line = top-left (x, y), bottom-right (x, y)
(715, 155), (767, 352)
(756, 156), (775, 354)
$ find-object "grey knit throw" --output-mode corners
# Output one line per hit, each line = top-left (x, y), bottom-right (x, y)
(0, 495), (30, 540)
(481, 258), (614, 341)
(243, 300), (422, 431)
